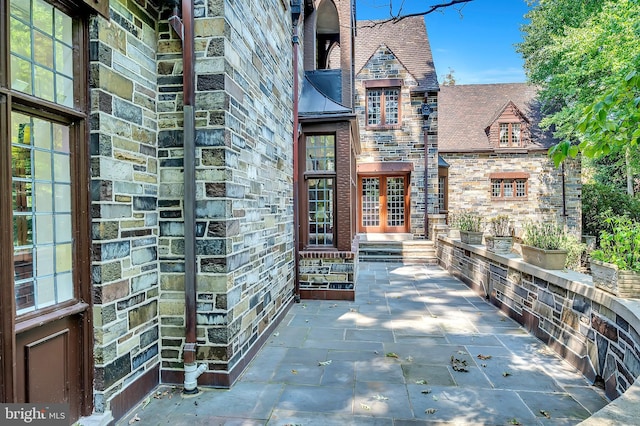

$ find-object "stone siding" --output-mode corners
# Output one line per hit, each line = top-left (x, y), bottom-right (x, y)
(156, 0), (295, 385)
(441, 152), (582, 235)
(299, 251), (357, 300)
(438, 238), (640, 400)
(89, 0), (160, 414)
(355, 47), (438, 237)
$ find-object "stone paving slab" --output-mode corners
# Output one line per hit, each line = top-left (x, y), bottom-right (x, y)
(118, 262), (609, 426)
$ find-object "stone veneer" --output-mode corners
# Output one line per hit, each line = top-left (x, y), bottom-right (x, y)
(440, 152), (582, 234)
(89, 0), (161, 416)
(438, 237), (640, 400)
(355, 46), (439, 238)
(156, 0), (295, 387)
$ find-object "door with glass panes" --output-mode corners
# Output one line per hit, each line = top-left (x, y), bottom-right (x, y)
(359, 175), (410, 233)
(1, 0), (92, 420)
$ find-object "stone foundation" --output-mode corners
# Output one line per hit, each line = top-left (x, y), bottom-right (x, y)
(299, 251), (357, 300)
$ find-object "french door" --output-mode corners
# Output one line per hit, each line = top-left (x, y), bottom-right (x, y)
(359, 175), (410, 233)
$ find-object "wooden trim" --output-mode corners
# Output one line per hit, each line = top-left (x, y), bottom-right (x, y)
(364, 79), (402, 88)
(365, 86), (402, 129)
(15, 302), (89, 334)
(357, 174), (410, 234)
(357, 162), (413, 174)
(489, 172), (530, 179)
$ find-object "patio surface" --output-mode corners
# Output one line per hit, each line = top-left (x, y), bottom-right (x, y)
(118, 262), (609, 425)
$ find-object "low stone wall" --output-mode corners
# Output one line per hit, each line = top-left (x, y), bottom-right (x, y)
(437, 237), (640, 402)
(298, 251), (357, 300)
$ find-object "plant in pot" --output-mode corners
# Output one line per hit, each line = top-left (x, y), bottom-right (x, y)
(520, 221), (583, 270)
(447, 212), (460, 238)
(590, 214), (640, 298)
(485, 215), (513, 254)
(457, 210), (483, 245)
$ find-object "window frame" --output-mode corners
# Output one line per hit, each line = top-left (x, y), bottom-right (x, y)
(364, 79), (402, 130)
(489, 172), (529, 200)
(303, 133), (337, 248)
(498, 122), (522, 148)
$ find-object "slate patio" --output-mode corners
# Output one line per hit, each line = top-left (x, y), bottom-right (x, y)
(118, 262), (609, 425)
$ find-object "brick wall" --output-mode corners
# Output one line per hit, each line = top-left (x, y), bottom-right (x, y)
(89, 0), (161, 414)
(438, 238), (640, 400)
(355, 46), (438, 238)
(441, 152), (582, 235)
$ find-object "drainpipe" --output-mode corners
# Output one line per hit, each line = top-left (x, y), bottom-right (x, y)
(292, 3), (302, 302)
(169, 0), (205, 394)
(422, 98), (431, 240)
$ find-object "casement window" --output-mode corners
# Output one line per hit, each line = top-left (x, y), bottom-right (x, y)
(305, 135), (335, 246)
(499, 123), (521, 147)
(438, 176), (447, 212)
(490, 173), (529, 200)
(365, 79), (402, 128)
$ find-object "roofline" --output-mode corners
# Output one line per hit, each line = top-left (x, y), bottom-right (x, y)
(439, 147), (550, 154)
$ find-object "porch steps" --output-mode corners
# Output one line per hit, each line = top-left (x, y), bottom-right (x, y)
(358, 240), (438, 264)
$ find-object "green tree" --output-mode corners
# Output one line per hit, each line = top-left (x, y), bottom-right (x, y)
(517, 0), (640, 193)
(441, 67), (456, 86)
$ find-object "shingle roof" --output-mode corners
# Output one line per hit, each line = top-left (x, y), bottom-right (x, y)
(437, 83), (556, 151)
(355, 17), (438, 91)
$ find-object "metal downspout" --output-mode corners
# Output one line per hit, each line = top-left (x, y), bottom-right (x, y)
(292, 14), (301, 302)
(169, 0), (203, 394)
(424, 115), (429, 240)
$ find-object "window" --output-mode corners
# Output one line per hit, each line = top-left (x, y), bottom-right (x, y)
(305, 135), (335, 246)
(438, 176), (446, 212)
(364, 79), (402, 128)
(491, 177), (528, 200)
(499, 123), (521, 147)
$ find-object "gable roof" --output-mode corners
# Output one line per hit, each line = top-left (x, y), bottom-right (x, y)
(438, 83), (555, 151)
(355, 17), (438, 91)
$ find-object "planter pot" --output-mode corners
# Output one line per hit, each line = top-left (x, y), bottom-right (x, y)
(485, 236), (513, 255)
(590, 258), (640, 298)
(520, 245), (568, 270)
(460, 230), (483, 245)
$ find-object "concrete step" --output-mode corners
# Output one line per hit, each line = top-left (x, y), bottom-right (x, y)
(358, 240), (437, 263)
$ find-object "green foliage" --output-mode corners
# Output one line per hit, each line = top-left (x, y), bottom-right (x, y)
(452, 210), (482, 232)
(582, 183), (640, 238)
(522, 222), (586, 269)
(518, 0), (640, 166)
(489, 215), (511, 237)
(590, 214), (640, 271)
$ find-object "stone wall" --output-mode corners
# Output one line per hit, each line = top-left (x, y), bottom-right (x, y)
(355, 47), (438, 238)
(299, 251), (357, 300)
(89, 0), (161, 415)
(438, 237), (640, 400)
(156, 0), (295, 386)
(440, 152), (582, 235)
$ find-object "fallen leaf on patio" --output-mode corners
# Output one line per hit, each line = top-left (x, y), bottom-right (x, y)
(430, 314), (438, 318)
(415, 379), (428, 385)
(406, 356), (414, 362)
(128, 414), (140, 424)
(540, 410), (551, 418)
(477, 354), (492, 360)
(502, 371), (511, 377)
(509, 418), (521, 425)
(273, 332), (279, 337)
(141, 397), (151, 409)
(425, 408), (437, 414)
(374, 350), (379, 354)
(457, 350), (466, 355)
(302, 304), (307, 308)
(432, 395), (439, 401)
(373, 394), (389, 401)
(481, 363), (487, 368)
(500, 317), (507, 322)
(421, 389), (432, 394)
(386, 352), (399, 358)
(450, 356), (469, 372)
(291, 369), (298, 374)
(361, 403), (371, 410)
(350, 308), (357, 312)
(318, 360), (332, 366)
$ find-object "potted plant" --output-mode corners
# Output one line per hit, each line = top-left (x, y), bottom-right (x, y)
(590, 214), (640, 298)
(520, 222), (569, 270)
(457, 210), (483, 245)
(447, 212), (460, 238)
(485, 215), (513, 254)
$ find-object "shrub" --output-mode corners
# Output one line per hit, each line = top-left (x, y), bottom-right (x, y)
(590, 214), (640, 272)
(454, 210), (483, 232)
(582, 183), (640, 239)
(489, 215), (511, 237)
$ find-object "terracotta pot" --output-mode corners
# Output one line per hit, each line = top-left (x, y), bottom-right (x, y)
(590, 258), (640, 298)
(460, 230), (483, 245)
(520, 245), (568, 270)
(485, 236), (513, 255)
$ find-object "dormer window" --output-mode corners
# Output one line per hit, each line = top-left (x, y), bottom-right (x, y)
(499, 123), (521, 147)
(365, 79), (402, 129)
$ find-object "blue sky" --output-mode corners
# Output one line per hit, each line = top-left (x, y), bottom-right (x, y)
(356, 0), (531, 84)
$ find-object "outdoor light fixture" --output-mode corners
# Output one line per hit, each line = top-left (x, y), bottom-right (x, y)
(420, 103), (433, 119)
(291, 0), (302, 23)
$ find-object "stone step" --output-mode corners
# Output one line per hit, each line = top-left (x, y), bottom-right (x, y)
(357, 240), (437, 263)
